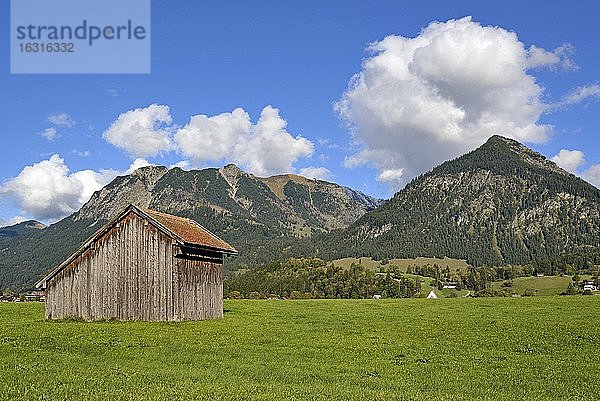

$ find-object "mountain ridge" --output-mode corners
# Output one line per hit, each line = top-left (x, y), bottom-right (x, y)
(0, 164), (381, 290)
(0, 220), (46, 239)
(2, 136), (599, 290)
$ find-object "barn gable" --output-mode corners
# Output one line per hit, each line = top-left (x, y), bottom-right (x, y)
(36, 205), (237, 321)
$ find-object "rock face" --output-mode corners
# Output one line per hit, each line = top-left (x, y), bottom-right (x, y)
(0, 164), (381, 290)
(75, 163), (382, 238)
(76, 165), (169, 222)
(318, 135), (600, 266)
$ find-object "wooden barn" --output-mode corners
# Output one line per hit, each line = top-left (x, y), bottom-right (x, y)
(35, 205), (237, 321)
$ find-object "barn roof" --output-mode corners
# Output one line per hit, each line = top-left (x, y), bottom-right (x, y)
(35, 205), (237, 289)
(139, 207), (237, 253)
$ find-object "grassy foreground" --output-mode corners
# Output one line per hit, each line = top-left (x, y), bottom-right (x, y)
(1, 298), (599, 401)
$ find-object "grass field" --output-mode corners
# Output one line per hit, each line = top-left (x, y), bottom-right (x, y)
(492, 276), (572, 296)
(332, 256), (470, 272)
(1, 298), (599, 400)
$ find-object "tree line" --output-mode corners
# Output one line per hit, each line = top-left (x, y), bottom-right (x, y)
(225, 258), (421, 299)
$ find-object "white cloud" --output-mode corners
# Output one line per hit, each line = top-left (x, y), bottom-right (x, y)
(169, 160), (191, 170)
(0, 156), (148, 223)
(0, 216), (28, 227)
(0, 155), (111, 221)
(175, 108), (251, 162)
(551, 149), (586, 173)
(582, 164), (600, 189)
(560, 84), (600, 106)
(48, 112), (75, 127)
(298, 166), (332, 180)
(525, 44), (577, 70)
(336, 16), (573, 190)
(549, 149), (599, 189)
(40, 127), (59, 141)
(376, 168), (404, 185)
(73, 149), (91, 157)
(175, 105), (314, 176)
(124, 158), (153, 174)
(107, 88), (124, 97)
(103, 104), (174, 158)
(8, 216), (28, 225)
(101, 104), (315, 176)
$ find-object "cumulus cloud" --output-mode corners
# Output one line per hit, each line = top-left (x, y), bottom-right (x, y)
(525, 44), (577, 71)
(0, 156), (145, 223)
(0, 155), (109, 221)
(551, 149), (586, 173)
(40, 127), (59, 141)
(336, 16), (575, 189)
(298, 166), (332, 180)
(549, 149), (599, 188)
(169, 160), (191, 170)
(124, 158), (153, 174)
(376, 168), (404, 183)
(103, 104), (174, 158)
(101, 104), (315, 176)
(175, 105), (314, 176)
(582, 164), (600, 188)
(48, 112), (75, 127)
(175, 108), (251, 162)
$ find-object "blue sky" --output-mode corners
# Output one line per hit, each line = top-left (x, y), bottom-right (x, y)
(1, 0), (599, 225)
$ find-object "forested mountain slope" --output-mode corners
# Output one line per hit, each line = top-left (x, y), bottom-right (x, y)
(310, 136), (600, 266)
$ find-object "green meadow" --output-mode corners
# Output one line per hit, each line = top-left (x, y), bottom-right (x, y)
(332, 256), (470, 272)
(1, 297), (599, 400)
(492, 276), (573, 296)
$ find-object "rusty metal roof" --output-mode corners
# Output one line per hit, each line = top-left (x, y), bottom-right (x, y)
(140, 207), (237, 253)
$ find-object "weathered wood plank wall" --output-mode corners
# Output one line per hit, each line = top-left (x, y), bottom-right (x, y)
(45, 213), (223, 321)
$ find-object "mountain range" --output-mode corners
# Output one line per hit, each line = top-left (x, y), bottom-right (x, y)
(0, 164), (381, 290)
(1, 135), (599, 291)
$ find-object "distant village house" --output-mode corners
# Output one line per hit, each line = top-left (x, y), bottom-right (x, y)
(25, 290), (46, 302)
(582, 281), (598, 292)
(36, 205), (237, 321)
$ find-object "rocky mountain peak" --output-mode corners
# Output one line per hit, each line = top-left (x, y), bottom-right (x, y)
(422, 135), (570, 185)
(480, 135), (568, 176)
(130, 165), (170, 183)
(75, 165), (169, 221)
(218, 164), (246, 191)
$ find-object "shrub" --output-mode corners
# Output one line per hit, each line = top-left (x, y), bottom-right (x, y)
(475, 288), (511, 297)
(522, 288), (536, 297)
(560, 282), (579, 296)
